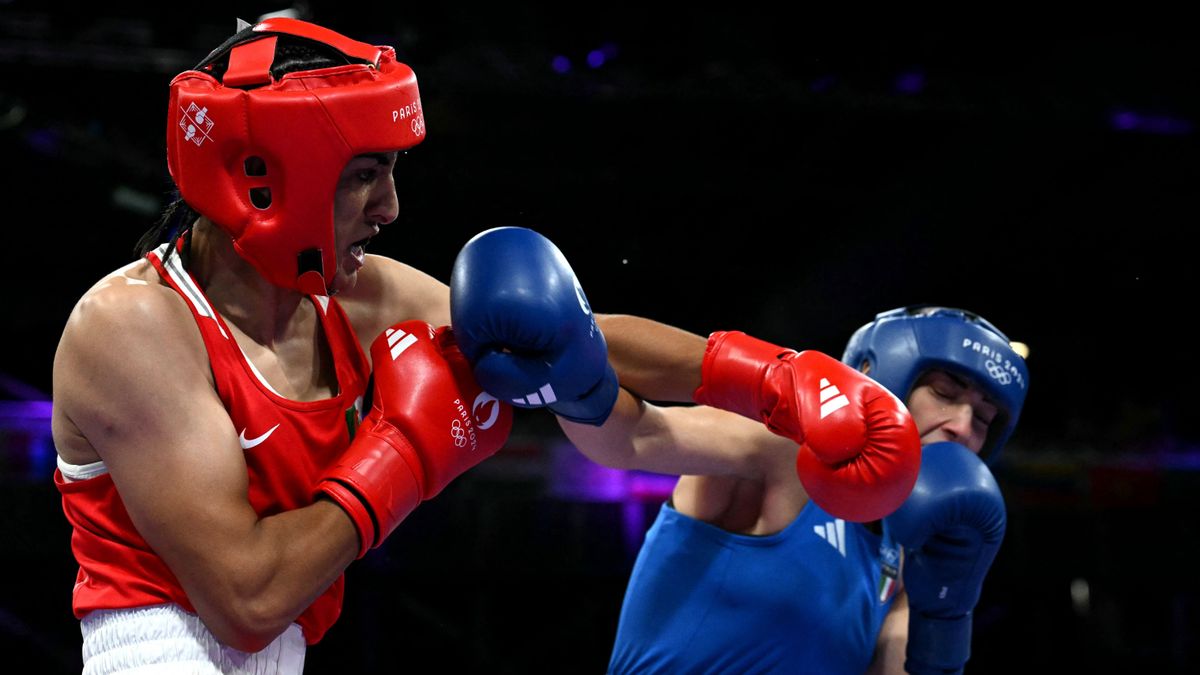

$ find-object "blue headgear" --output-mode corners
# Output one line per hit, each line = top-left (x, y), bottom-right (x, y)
(841, 306), (1029, 462)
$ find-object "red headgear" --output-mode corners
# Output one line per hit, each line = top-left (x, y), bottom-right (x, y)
(166, 18), (426, 295)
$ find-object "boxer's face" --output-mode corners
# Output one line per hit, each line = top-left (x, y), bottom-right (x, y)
(329, 152), (400, 294)
(906, 370), (997, 454)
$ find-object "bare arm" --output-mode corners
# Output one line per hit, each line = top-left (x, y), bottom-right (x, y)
(596, 314), (707, 403)
(340, 254), (451, 349)
(868, 589), (910, 675)
(54, 282), (358, 652)
(347, 268), (708, 404)
(558, 387), (795, 479)
(345, 263), (705, 402)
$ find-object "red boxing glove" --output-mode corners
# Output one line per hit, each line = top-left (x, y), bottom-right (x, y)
(693, 331), (920, 523)
(318, 321), (513, 558)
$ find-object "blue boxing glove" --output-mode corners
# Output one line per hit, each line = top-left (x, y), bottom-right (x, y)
(449, 226), (618, 426)
(885, 441), (1006, 675)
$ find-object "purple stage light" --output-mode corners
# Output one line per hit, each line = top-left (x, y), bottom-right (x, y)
(809, 74), (838, 93)
(894, 70), (926, 94)
(0, 400), (52, 422)
(25, 128), (61, 156)
(548, 440), (677, 503)
(551, 55), (571, 74)
(0, 399), (55, 478)
(1110, 109), (1193, 135)
(1111, 111), (1139, 130)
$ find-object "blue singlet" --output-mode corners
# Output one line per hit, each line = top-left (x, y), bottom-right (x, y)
(609, 500), (900, 674)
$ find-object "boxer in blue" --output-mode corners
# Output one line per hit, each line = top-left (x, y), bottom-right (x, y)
(449, 229), (1027, 674)
(595, 307), (1024, 674)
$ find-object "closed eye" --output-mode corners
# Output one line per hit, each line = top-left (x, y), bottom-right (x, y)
(932, 385), (961, 400)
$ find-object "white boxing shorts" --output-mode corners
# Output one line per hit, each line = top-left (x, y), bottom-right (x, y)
(80, 603), (305, 674)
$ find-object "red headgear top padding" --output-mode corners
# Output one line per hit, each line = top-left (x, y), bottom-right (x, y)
(166, 18), (426, 295)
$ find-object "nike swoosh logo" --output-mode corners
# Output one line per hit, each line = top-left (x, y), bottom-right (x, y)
(239, 424), (280, 450)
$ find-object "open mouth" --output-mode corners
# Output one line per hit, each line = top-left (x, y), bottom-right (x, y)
(349, 236), (371, 266)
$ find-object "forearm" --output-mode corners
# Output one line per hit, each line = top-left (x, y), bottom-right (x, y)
(560, 387), (784, 478)
(596, 314), (706, 403)
(868, 590), (910, 675)
(180, 500), (358, 652)
(558, 388), (647, 470)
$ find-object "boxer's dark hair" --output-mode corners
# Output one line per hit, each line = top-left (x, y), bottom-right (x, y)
(197, 30), (365, 83)
(134, 197), (199, 263)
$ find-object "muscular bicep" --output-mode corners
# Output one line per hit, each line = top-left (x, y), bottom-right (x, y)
(55, 286), (259, 594)
(560, 388), (796, 479)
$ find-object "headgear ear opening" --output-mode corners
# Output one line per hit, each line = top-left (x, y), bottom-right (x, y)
(165, 17), (426, 295)
(841, 306), (1029, 463)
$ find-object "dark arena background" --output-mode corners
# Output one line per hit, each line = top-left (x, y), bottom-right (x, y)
(2, 4), (1197, 673)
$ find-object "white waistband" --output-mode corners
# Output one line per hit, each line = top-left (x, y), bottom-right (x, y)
(80, 604), (305, 675)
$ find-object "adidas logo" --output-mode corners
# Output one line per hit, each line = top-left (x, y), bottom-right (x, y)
(814, 518), (846, 557)
(385, 327), (419, 360)
(819, 378), (850, 419)
(512, 383), (558, 407)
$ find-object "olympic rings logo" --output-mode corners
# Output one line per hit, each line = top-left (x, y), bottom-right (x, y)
(985, 360), (1011, 385)
(450, 419), (467, 447)
(411, 117), (425, 136)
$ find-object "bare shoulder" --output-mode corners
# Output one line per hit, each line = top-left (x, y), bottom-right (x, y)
(670, 408), (809, 533)
(54, 259), (210, 444)
(62, 259), (198, 350)
(338, 254), (451, 340)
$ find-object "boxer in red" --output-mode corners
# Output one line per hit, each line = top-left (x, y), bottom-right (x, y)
(51, 18), (513, 673)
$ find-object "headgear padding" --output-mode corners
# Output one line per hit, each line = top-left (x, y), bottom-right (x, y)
(841, 306), (1029, 462)
(166, 18), (426, 295)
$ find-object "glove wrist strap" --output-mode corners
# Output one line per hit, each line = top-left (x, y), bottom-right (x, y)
(549, 362), (620, 426)
(906, 612), (972, 674)
(316, 423), (423, 557)
(693, 331), (791, 419)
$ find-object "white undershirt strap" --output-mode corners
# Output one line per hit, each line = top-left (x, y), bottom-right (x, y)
(58, 455), (109, 482)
